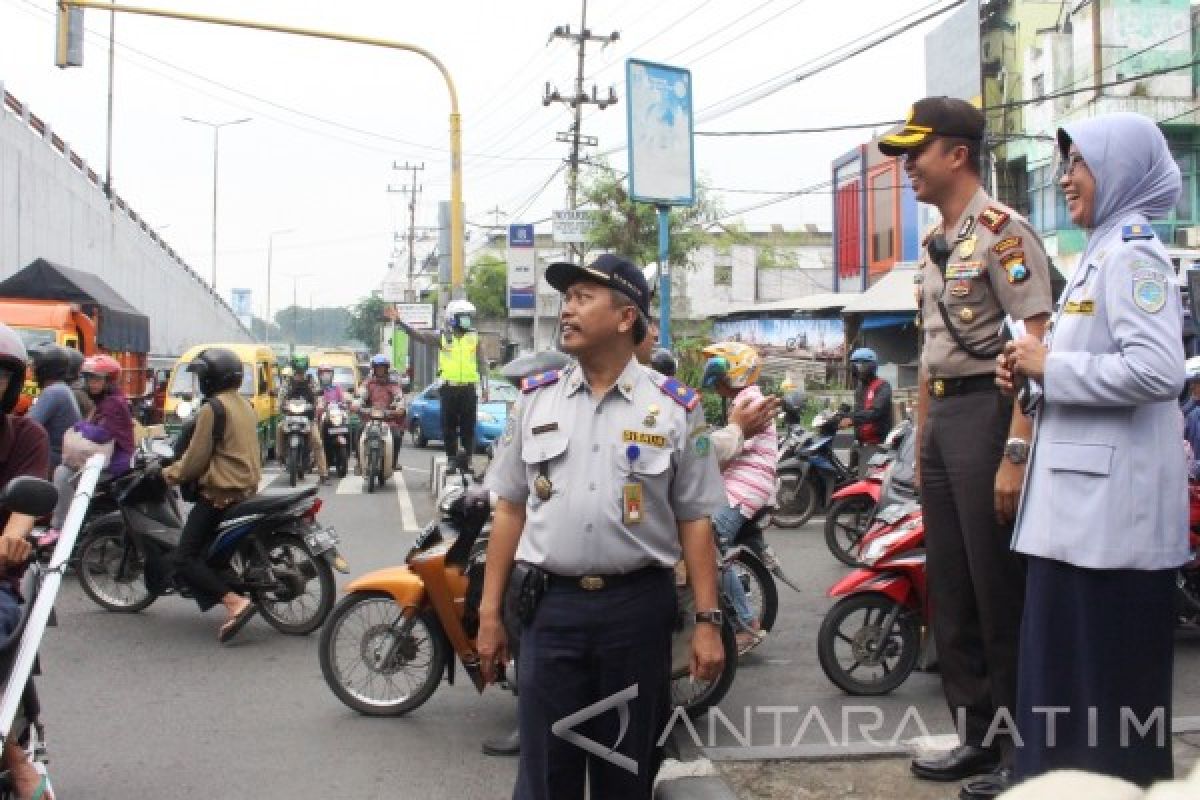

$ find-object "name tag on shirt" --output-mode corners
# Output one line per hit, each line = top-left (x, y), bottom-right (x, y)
(1063, 300), (1095, 315)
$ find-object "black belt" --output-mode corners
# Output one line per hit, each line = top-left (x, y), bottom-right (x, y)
(928, 374), (997, 399)
(545, 566), (670, 592)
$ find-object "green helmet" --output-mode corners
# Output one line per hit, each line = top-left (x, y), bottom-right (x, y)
(291, 354), (310, 373)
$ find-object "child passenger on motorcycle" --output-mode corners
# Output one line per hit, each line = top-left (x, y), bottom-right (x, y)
(701, 341), (780, 653)
(0, 324), (55, 799)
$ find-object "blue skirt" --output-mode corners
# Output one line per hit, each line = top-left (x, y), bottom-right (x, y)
(1014, 555), (1175, 787)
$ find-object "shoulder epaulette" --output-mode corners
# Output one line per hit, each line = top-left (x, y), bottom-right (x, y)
(978, 206), (1011, 234)
(1122, 224), (1155, 242)
(519, 370), (561, 394)
(657, 376), (700, 411)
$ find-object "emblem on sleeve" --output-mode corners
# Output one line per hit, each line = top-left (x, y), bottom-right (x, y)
(978, 206), (1010, 234)
(1001, 253), (1029, 284)
(992, 236), (1022, 255)
(1132, 271), (1167, 314)
(693, 434), (711, 457)
(1121, 224), (1155, 242)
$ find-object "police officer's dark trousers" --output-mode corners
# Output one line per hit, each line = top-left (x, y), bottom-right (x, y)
(514, 568), (675, 800)
(919, 387), (1025, 759)
(440, 384), (476, 461)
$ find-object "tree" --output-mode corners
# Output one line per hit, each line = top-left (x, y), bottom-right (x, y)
(274, 305), (354, 346)
(346, 293), (388, 352)
(581, 165), (720, 268)
(465, 255), (508, 318)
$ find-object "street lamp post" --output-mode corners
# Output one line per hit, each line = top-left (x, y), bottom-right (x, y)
(289, 273), (313, 352)
(265, 228), (294, 347)
(182, 115), (250, 292)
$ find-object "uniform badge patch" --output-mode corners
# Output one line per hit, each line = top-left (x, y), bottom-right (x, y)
(1001, 253), (1029, 284)
(623, 430), (667, 448)
(1132, 270), (1167, 313)
(1063, 300), (1095, 315)
(978, 206), (1011, 234)
(992, 236), (1022, 255)
(957, 235), (977, 258)
(693, 434), (711, 457)
(1122, 224), (1155, 242)
(945, 262), (984, 280)
(958, 307), (975, 323)
(949, 280), (970, 298)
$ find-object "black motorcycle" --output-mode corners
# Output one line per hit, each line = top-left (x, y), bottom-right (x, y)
(76, 432), (345, 636)
(774, 405), (856, 528)
(320, 401), (352, 479)
(720, 508), (803, 637)
(281, 397), (314, 488)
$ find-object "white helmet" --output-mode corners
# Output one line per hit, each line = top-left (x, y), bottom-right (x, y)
(445, 299), (477, 331)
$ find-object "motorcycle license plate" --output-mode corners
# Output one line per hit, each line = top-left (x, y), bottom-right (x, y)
(304, 526), (339, 556)
(327, 426), (348, 434)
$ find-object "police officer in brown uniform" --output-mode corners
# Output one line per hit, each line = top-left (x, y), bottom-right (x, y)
(879, 97), (1052, 800)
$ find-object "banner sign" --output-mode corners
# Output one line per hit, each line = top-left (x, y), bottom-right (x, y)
(507, 223), (536, 317)
(626, 59), (695, 206)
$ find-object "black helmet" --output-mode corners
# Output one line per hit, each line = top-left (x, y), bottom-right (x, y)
(782, 389), (807, 417)
(29, 343), (70, 387)
(64, 347), (84, 383)
(0, 324), (28, 413)
(649, 348), (677, 377)
(187, 347), (243, 397)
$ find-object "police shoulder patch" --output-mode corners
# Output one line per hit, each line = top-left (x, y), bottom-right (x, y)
(1122, 224), (1155, 242)
(519, 370), (561, 394)
(1131, 268), (1168, 314)
(656, 376), (700, 411)
(978, 206), (1011, 234)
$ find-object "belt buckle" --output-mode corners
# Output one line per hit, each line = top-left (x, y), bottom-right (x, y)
(579, 575), (605, 591)
(932, 379), (945, 398)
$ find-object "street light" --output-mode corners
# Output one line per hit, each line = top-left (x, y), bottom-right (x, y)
(265, 228), (294, 347)
(288, 273), (314, 351)
(182, 115), (251, 292)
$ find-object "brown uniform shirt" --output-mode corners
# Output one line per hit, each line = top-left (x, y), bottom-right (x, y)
(918, 188), (1053, 378)
(163, 388), (261, 507)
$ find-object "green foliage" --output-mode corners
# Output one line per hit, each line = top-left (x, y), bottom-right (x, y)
(345, 293), (387, 351)
(465, 255), (508, 318)
(272, 305), (355, 347)
(580, 165), (720, 269)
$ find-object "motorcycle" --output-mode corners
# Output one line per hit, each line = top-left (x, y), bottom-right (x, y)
(281, 397), (314, 488)
(721, 507), (802, 637)
(320, 472), (740, 719)
(774, 404), (856, 528)
(75, 412), (345, 636)
(823, 420), (918, 566)
(321, 401), (352, 479)
(1176, 482), (1200, 625)
(817, 501), (928, 695)
(0, 458), (103, 800)
(358, 403), (403, 493)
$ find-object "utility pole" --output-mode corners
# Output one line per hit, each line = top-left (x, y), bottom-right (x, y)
(388, 161), (424, 301)
(544, 0), (619, 262)
(485, 205), (506, 229)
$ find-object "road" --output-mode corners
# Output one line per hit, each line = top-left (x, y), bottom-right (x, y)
(35, 441), (1200, 797)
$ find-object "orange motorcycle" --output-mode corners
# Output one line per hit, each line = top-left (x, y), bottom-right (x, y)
(319, 475), (738, 717)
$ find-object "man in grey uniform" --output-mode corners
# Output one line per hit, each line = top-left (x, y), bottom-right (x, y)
(476, 253), (727, 800)
(879, 97), (1053, 800)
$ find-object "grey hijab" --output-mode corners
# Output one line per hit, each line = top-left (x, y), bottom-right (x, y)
(1056, 112), (1181, 238)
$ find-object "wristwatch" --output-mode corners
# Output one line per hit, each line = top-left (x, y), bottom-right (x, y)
(1004, 437), (1029, 465)
(694, 609), (724, 627)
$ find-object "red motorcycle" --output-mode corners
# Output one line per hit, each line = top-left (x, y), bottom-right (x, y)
(1178, 482), (1200, 624)
(817, 502), (929, 695)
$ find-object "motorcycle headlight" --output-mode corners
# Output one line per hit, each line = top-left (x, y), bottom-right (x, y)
(861, 522), (918, 565)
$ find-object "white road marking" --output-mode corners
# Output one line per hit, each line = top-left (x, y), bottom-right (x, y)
(257, 470), (277, 493)
(394, 471), (419, 532)
(337, 474), (363, 494)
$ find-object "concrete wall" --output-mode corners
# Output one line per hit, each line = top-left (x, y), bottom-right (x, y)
(0, 83), (251, 356)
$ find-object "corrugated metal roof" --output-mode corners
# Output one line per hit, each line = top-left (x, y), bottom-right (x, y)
(840, 267), (918, 314)
(719, 292), (851, 316)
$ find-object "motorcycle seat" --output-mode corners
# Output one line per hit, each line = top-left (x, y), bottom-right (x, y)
(223, 487), (317, 518)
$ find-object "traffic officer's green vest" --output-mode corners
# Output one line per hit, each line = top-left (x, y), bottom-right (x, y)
(439, 331), (479, 383)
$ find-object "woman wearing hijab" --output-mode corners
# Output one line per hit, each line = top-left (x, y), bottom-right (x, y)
(999, 112), (1188, 787)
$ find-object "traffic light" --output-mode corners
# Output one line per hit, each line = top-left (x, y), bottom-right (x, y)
(55, 1), (84, 68)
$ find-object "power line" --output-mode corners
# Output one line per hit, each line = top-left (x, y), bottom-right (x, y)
(698, 118), (903, 136)
(664, 0), (812, 68)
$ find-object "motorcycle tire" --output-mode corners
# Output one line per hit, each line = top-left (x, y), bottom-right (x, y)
(336, 443), (348, 479)
(773, 473), (820, 528)
(77, 523), (157, 613)
(824, 495), (877, 567)
(670, 584), (738, 718)
(729, 550), (779, 633)
(817, 592), (920, 696)
(249, 533), (336, 636)
(288, 445), (300, 488)
(413, 421), (428, 449)
(319, 593), (447, 716)
(366, 450), (380, 494)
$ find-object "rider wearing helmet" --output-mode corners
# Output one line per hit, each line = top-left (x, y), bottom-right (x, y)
(162, 347), (262, 643)
(396, 299), (489, 471)
(64, 346), (94, 418)
(77, 355), (135, 478)
(0, 326), (54, 800)
(844, 347), (893, 472)
(279, 359), (328, 485)
(356, 354), (404, 473)
(27, 344), (82, 471)
(315, 364), (345, 406)
(700, 341), (781, 652)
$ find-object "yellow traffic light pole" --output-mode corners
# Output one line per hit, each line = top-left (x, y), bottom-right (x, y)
(57, 0), (466, 291)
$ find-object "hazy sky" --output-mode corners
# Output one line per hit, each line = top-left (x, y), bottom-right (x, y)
(0, 0), (946, 316)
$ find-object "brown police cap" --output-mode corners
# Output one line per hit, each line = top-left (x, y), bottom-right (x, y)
(878, 97), (985, 156)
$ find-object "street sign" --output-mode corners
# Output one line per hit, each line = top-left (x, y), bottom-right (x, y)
(395, 303), (434, 329)
(552, 210), (596, 244)
(381, 275), (409, 303)
(508, 224), (536, 317)
(626, 59), (695, 206)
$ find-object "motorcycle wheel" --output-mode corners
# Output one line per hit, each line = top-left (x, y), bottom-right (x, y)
(729, 550), (778, 633)
(366, 449), (380, 493)
(248, 533), (335, 635)
(288, 444), (300, 488)
(817, 592), (919, 696)
(319, 593), (447, 716)
(77, 523), (157, 613)
(670, 584), (738, 718)
(773, 472), (820, 528)
(413, 421), (428, 448)
(824, 495), (877, 567)
(336, 443), (348, 478)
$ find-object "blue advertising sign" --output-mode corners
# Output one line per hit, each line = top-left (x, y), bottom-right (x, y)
(509, 224), (535, 248)
(507, 224), (537, 316)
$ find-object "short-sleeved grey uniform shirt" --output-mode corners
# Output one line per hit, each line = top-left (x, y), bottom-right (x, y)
(484, 356), (726, 575)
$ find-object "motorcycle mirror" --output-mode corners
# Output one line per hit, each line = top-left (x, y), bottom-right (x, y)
(176, 400), (195, 420)
(0, 476), (58, 518)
